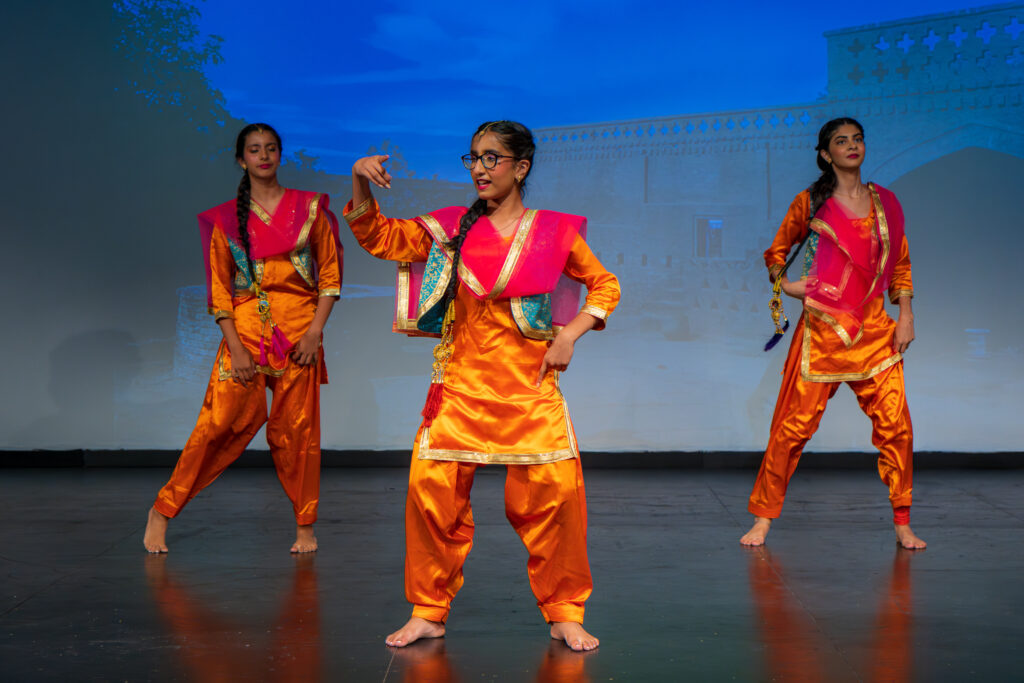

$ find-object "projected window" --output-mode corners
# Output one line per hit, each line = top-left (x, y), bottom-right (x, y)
(694, 217), (724, 258)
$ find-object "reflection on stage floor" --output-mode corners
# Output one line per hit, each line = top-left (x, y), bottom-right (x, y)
(1, 467), (1020, 680)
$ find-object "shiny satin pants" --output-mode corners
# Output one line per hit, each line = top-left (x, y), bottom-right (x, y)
(404, 449), (592, 624)
(748, 336), (913, 519)
(154, 347), (322, 525)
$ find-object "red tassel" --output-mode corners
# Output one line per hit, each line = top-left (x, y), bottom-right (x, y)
(271, 325), (294, 359)
(421, 382), (445, 426)
(258, 337), (268, 366)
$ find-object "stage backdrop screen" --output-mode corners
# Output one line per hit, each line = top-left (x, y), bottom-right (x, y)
(2, 1), (1022, 454)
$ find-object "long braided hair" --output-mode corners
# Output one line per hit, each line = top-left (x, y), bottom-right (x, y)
(808, 117), (863, 213)
(439, 120), (536, 313)
(234, 123), (282, 281)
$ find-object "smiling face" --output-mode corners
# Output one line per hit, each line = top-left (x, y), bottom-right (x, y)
(468, 131), (531, 203)
(237, 129), (281, 181)
(821, 123), (865, 172)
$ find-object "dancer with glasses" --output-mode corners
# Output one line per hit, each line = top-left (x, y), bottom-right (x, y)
(740, 117), (925, 550)
(344, 121), (619, 650)
(144, 123), (343, 554)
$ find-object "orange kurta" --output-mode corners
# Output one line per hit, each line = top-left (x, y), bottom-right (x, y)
(749, 189), (913, 519)
(345, 198), (620, 464)
(345, 198), (619, 624)
(154, 194), (342, 525)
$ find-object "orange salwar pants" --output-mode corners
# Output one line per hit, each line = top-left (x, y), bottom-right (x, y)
(154, 347), (322, 525)
(404, 449), (592, 624)
(748, 334), (913, 519)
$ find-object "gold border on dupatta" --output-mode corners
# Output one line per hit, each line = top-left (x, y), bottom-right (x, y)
(416, 427), (576, 464)
(799, 313), (901, 383)
(456, 260), (487, 297)
(249, 202), (272, 225)
(487, 209), (538, 299)
(863, 183), (891, 306)
(417, 214), (452, 247)
(343, 198), (372, 224)
(288, 194), (321, 285)
(805, 306), (862, 349)
(394, 262), (419, 332)
(511, 298), (555, 341)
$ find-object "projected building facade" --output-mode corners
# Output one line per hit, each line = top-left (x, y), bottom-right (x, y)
(529, 3), (1024, 340)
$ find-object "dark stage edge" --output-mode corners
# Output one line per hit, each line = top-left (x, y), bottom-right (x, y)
(3, 449), (1024, 468)
(1, 467), (1022, 681)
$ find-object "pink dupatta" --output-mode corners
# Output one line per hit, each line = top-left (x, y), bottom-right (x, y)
(197, 189), (341, 310)
(805, 183), (905, 347)
(399, 207), (586, 331)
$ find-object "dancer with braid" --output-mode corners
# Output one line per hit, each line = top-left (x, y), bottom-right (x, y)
(739, 117), (925, 550)
(144, 123), (343, 554)
(344, 121), (619, 650)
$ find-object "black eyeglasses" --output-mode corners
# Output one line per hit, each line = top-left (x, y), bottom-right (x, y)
(461, 153), (516, 170)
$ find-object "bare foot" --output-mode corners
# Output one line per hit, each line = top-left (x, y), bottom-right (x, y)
(894, 524), (926, 549)
(740, 516), (772, 546)
(144, 507), (169, 553)
(550, 621), (599, 651)
(291, 524), (318, 553)
(386, 616), (445, 648)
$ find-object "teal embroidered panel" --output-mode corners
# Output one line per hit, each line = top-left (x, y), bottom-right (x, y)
(227, 238), (254, 293)
(416, 242), (450, 335)
(802, 232), (819, 278)
(517, 293), (552, 336)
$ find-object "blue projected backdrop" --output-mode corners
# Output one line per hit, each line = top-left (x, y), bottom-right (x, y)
(1, 1), (1022, 454)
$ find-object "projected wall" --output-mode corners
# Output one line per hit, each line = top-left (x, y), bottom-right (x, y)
(1, 2), (1021, 453)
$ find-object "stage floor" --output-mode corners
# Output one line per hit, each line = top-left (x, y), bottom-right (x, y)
(2, 467), (1021, 681)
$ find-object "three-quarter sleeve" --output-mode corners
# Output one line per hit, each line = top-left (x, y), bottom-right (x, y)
(209, 228), (237, 320)
(563, 233), (621, 330)
(888, 234), (913, 302)
(764, 191), (811, 278)
(310, 208), (343, 298)
(343, 197), (433, 262)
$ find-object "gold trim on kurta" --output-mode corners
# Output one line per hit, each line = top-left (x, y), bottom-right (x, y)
(318, 287), (341, 298)
(889, 288), (913, 303)
(394, 262), (419, 332)
(554, 370), (579, 458)
(343, 197), (372, 224)
(580, 304), (608, 320)
(511, 298), (555, 341)
(799, 313), (902, 382)
(417, 427), (577, 464)
(211, 308), (233, 321)
(216, 344), (287, 381)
